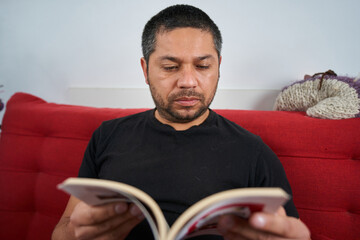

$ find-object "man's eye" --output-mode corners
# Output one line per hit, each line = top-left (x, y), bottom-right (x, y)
(197, 65), (210, 69)
(163, 66), (178, 71)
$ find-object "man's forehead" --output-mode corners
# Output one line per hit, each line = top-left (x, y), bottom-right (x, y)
(151, 28), (217, 58)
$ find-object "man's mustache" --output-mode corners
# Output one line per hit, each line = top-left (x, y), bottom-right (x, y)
(168, 90), (204, 101)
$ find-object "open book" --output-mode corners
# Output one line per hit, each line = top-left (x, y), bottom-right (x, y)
(58, 178), (289, 240)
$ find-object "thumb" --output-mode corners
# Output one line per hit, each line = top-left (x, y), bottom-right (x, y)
(249, 207), (311, 239)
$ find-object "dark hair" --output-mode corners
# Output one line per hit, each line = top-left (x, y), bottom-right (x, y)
(141, 4), (222, 64)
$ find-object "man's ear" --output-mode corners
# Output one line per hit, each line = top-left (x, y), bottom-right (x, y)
(219, 55), (222, 65)
(140, 57), (149, 84)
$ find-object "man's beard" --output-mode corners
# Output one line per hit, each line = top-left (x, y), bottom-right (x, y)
(148, 79), (217, 123)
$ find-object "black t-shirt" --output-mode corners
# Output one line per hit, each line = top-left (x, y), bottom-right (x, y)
(78, 109), (298, 239)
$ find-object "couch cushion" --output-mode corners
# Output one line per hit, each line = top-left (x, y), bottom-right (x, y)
(0, 92), (146, 240)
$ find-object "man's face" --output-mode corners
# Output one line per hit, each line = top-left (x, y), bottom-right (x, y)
(141, 27), (221, 123)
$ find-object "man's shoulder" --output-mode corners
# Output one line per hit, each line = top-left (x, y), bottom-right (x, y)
(212, 111), (259, 140)
(103, 109), (152, 124)
(97, 109), (153, 133)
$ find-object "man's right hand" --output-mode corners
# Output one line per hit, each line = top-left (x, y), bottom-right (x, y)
(52, 196), (144, 240)
(70, 201), (144, 240)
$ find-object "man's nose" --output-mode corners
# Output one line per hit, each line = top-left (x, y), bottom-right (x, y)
(177, 66), (198, 88)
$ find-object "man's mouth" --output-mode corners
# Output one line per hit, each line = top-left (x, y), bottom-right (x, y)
(174, 97), (200, 106)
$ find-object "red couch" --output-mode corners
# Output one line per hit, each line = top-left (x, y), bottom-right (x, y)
(0, 92), (359, 240)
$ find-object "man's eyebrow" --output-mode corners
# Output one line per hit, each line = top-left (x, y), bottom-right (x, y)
(159, 55), (215, 62)
(197, 55), (214, 61)
(159, 56), (181, 62)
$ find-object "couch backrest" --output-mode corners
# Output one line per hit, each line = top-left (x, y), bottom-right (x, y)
(0, 92), (359, 240)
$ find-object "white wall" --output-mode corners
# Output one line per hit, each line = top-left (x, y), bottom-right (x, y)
(1, 0), (360, 122)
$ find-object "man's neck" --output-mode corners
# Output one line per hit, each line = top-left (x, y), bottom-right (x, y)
(154, 109), (210, 131)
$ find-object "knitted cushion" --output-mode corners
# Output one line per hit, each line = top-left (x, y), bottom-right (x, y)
(274, 71), (360, 119)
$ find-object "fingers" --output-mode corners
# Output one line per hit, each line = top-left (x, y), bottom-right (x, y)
(74, 213), (143, 240)
(70, 202), (144, 240)
(71, 201), (127, 226)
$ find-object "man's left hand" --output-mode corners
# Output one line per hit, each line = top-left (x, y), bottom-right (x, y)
(217, 207), (311, 240)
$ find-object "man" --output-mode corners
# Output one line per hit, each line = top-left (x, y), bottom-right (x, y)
(52, 4), (310, 240)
